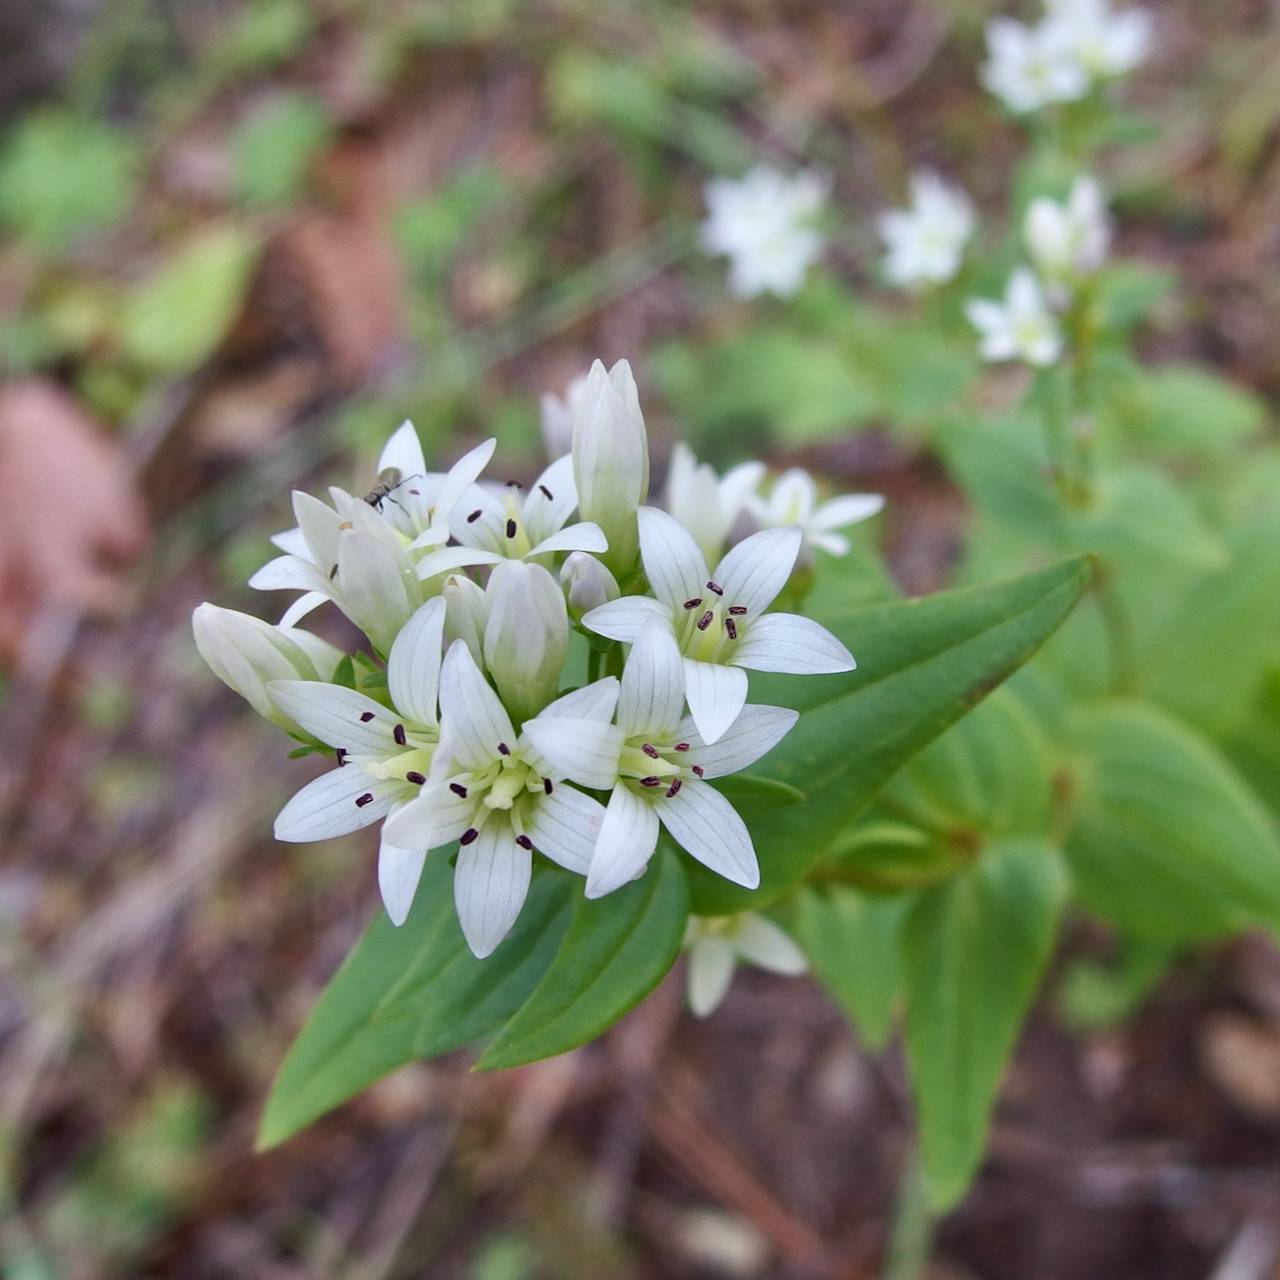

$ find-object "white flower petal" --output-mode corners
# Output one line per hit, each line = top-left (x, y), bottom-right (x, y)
(274, 767), (396, 842)
(267, 680), (396, 752)
(538, 676), (620, 723)
(292, 490), (342, 568)
(522, 453), (579, 544)
(585, 784), (660, 899)
(638, 506), (709, 611)
(678, 704), (799, 779)
(582, 595), (670, 644)
(270, 526), (310, 558)
(734, 914), (808, 975)
(526, 784), (605, 874)
(377, 420), (428, 480)
(414, 545), (504, 579)
(454, 823), (531, 958)
(617, 619), (686, 740)
(657, 779), (758, 888)
(337, 531), (414, 653)
(381, 782), (473, 849)
(732, 613), (855, 674)
(378, 828), (428, 927)
(527, 521), (608, 558)
(432, 437), (498, 533)
(687, 936), (737, 1017)
(519, 716), (623, 788)
(279, 591), (328, 628)
(713, 526), (801, 617)
(387, 597), (445, 728)
(683, 659), (748, 746)
(437, 640), (516, 770)
(811, 493), (885, 531)
(249, 554), (330, 594)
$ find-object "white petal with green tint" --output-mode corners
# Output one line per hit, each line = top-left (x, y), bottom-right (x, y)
(387, 598), (445, 729)
(617, 621), (686, 739)
(274, 767), (398, 842)
(713, 526), (800, 618)
(678, 704), (798, 779)
(683, 658), (748, 746)
(267, 680), (396, 753)
(731, 612), (855, 675)
(657, 779), (758, 888)
(454, 824), (531, 958)
(638, 506), (708, 610)
(526, 784), (605, 874)
(520, 716), (623, 788)
(586, 783), (661, 899)
(581, 595), (669, 644)
(437, 641), (516, 771)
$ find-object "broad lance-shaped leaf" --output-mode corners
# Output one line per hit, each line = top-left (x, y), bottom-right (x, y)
(902, 838), (1067, 1213)
(686, 556), (1092, 914)
(476, 846), (688, 1071)
(1066, 699), (1280, 942)
(257, 855), (574, 1149)
(788, 886), (905, 1051)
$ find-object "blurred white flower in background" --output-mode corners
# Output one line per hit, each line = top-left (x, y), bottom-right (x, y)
(966, 268), (1063, 367)
(749, 469), (884, 558)
(700, 165), (829, 299)
(1024, 174), (1110, 299)
(983, 0), (1151, 114)
(683, 913), (808, 1017)
(539, 370), (589, 458)
(1044, 0), (1152, 79)
(878, 170), (975, 289)
(982, 16), (1087, 113)
(665, 442), (765, 566)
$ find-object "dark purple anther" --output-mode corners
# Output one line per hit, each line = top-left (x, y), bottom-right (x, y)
(674, 742), (689, 752)
(705, 580), (723, 596)
(682, 597), (703, 610)
(460, 828), (478, 845)
(406, 771), (426, 785)
(692, 765), (705, 778)
(696, 611), (713, 631)
(505, 519), (517, 538)
(640, 776), (661, 787)
(728, 605), (747, 616)
(393, 724), (407, 746)
(467, 509), (482, 523)
(543, 777), (553, 794)
(515, 834), (533, 850)
(641, 743), (659, 759)
(666, 779), (682, 798)
(450, 782), (468, 798)
(725, 618), (737, 640)
(359, 711), (375, 723)
(336, 748), (349, 767)
(355, 792), (374, 807)
(498, 742), (511, 756)
(538, 484), (553, 500)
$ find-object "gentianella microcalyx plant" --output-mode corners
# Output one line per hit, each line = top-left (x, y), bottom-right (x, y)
(197, 358), (869, 963)
(204, 318), (1100, 1172)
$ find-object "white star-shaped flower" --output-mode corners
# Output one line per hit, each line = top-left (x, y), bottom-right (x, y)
(582, 621), (799, 899)
(981, 16), (1089, 113)
(665, 442), (765, 566)
(878, 170), (975, 289)
(584, 507), (854, 745)
(1044, 0), (1152, 79)
(684, 912), (808, 1017)
(267, 598), (448, 926)
(1024, 174), (1110, 298)
(700, 165), (830, 299)
(383, 641), (615, 957)
(748, 468), (884, 559)
(966, 268), (1063, 368)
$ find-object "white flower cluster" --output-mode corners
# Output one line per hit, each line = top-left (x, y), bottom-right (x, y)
(966, 174), (1110, 368)
(194, 360), (882, 959)
(700, 165), (830, 299)
(878, 170), (975, 291)
(982, 0), (1152, 115)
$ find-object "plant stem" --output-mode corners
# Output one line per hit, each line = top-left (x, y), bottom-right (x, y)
(586, 644), (603, 686)
(883, 1144), (933, 1280)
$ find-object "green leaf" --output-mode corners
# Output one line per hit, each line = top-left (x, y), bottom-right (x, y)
(686, 556), (1092, 914)
(0, 110), (138, 251)
(257, 858), (574, 1149)
(902, 839), (1067, 1212)
(120, 226), (259, 374)
(790, 886), (905, 1049)
(476, 847), (688, 1071)
(1065, 700), (1280, 942)
(1110, 364), (1266, 459)
(232, 92), (333, 207)
(1057, 937), (1176, 1031)
(713, 774), (805, 817)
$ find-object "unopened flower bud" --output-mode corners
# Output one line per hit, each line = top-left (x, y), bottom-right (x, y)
(571, 358), (649, 577)
(560, 551), (619, 619)
(483, 560), (568, 723)
(442, 573), (487, 666)
(192, 604), (341, 731)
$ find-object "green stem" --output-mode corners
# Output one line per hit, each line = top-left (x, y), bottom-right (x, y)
(1094, 567), (1137, 695)
(883, 1144), (933, 1280)
(586, 644), (603, 686)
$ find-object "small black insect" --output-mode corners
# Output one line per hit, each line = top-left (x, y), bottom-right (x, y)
(363, 467), (424, 515)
